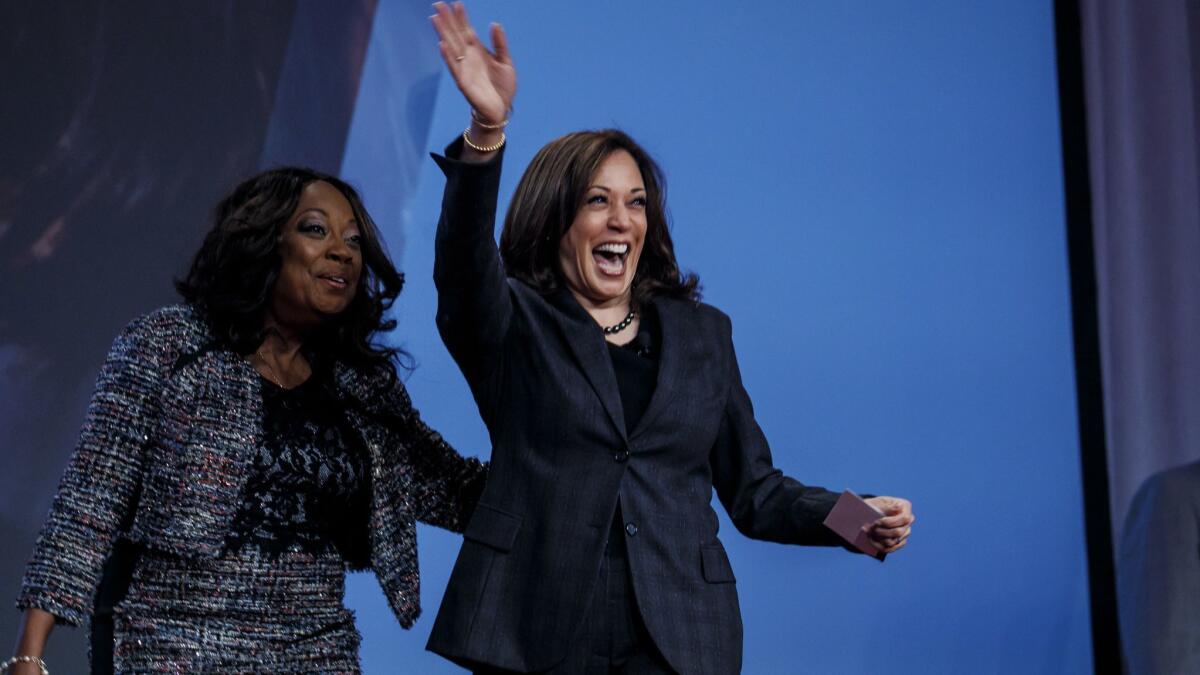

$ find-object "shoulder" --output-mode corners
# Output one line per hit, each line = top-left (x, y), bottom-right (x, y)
(1135, 462), (1200, 512)
(655, 295), (732, 335)
(108, 303), (213, 366)
(1123, 461), (1200, 541)
(121, 303), (212, 342)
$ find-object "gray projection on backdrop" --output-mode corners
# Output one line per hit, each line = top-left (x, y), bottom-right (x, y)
(1081, 0), (1200, 669)
(1080, 0), (1200, 545)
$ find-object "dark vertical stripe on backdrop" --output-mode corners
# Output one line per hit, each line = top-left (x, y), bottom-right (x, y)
(1052, 0), (1121, 671)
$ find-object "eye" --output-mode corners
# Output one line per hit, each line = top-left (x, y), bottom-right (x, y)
(586, 194), (608, 205)
(299, 220), (327, 235)
(346, 233), (363, 248)
(629, 196), (647, 208)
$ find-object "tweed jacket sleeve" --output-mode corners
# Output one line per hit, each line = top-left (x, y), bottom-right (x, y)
(391, 384), (487, 533)
(349, 363), (487, 535)
(16, 314), (165, 626)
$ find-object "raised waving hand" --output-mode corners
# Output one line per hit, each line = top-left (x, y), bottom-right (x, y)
(431, 1), (516, 129)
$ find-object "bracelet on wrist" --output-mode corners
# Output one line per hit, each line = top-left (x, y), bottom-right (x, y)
(1, 655), (49, 675)
(463, 128), (506, 153)
(470, 107), (510, 130)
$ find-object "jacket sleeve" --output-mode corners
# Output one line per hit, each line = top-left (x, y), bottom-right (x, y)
(431, 137), (513, 387)
(383, 381), (487, 533)
(406, 409), (488, 533)
(16, 316), (161, 626)
(709, 316), (845, 547)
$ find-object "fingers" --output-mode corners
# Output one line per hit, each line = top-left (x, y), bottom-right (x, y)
(436, 39), (458, 72)
(877, 497), (912, 516)
(863, 509), (914, 554)
(453, 1), (479, 47)
(871, 524), (911, 540)
(873, 512), (915, 530)
(433, 1), (499, 71)
(491, 22), (511, 64)
(867, 530), (910, 552)
(431, 6), (463, 58)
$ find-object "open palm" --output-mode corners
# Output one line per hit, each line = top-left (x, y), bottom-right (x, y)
(432, 1), (516, 125)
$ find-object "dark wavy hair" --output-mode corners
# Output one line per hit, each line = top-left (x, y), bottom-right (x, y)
(176, 166), (405, 373)
(499, 129), (700, 307)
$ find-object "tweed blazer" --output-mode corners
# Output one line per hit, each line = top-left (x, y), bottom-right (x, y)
(425, 142), (852, 675)
(16, 303), (486, 629)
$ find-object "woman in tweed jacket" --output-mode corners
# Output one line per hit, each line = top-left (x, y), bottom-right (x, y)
(10, 168), (487, 673)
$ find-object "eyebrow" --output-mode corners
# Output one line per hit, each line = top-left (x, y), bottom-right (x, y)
(298, 208), (359, 225)
(589, 185), (646, 193)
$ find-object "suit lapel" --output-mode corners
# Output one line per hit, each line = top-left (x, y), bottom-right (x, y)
(548, 289), (629, 442)
(631, 296), (681, 439)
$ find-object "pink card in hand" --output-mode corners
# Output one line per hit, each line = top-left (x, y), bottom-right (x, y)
(823, 490), (886, 561)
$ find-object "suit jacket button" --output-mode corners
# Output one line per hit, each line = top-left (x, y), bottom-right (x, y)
(614, 450), (629, 462)
(625, 522), (638, 537)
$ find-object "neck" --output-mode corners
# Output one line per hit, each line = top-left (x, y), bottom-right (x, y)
(258, 312), (308, 362)
(569, 289), (633, 329)
(252, 313), (315, 389)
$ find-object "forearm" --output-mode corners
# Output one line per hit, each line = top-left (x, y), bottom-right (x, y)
(19, 319), (158, 625)
(11, 608), (54, 665)
(724, 473), (843, 545)
(432, 134), (511, 381)
(409, 414), (489, 532)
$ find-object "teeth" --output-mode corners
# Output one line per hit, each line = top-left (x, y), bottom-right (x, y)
(596, 243), (629, 255)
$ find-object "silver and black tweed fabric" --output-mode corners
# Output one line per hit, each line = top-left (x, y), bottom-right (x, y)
(114, 547), (361, 672)
(15, 303), (487, 662)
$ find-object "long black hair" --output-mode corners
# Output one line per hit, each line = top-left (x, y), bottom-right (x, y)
(176, 166), (406, 374)
(499, 129), (700, 307)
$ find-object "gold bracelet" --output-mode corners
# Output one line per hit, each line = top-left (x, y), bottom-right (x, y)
(0, 655), (49, 675)
(463, 128), (506, 153)
(470, 108), (510, 130)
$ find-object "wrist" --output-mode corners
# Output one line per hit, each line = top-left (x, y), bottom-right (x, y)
(1, 656), (49, 675)
(466, 120), (504, 146)
(470, 107), (509, 130)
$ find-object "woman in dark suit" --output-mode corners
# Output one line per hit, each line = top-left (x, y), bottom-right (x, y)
(9, 167), (486, 673)
(426, 4), (914, 674)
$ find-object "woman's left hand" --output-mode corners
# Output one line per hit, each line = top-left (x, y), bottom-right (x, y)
(863, 496), (914, 554)
(431, 1), (516, 127)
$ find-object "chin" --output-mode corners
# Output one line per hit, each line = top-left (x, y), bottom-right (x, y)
(586, 283), (631, 304)
(311, 302), (352, 319)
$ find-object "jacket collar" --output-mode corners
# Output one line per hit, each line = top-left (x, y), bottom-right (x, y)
(547, 288), (683, 442)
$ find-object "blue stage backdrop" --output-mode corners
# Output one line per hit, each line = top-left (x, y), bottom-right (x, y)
(341, 2), (1090, 673)
(1, 1), (1089, 673)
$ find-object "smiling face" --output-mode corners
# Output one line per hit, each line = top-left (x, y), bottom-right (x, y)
(270, 180), (363, 327)
(557, 150), (648, 310)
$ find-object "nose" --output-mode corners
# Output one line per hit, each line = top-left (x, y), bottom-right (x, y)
(607, 202), (634, 231)
(327, 238), (355, 265)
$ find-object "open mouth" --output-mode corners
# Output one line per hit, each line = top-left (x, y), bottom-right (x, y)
(592, 242), (630, 277)
(318, 273), (349, 290)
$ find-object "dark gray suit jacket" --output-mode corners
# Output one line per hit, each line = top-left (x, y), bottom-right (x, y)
(425, 141), (849, 675)
(1118, 461), (1200, 673)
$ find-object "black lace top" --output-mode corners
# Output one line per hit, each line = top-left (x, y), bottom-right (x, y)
(225, 371), (370, 558)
